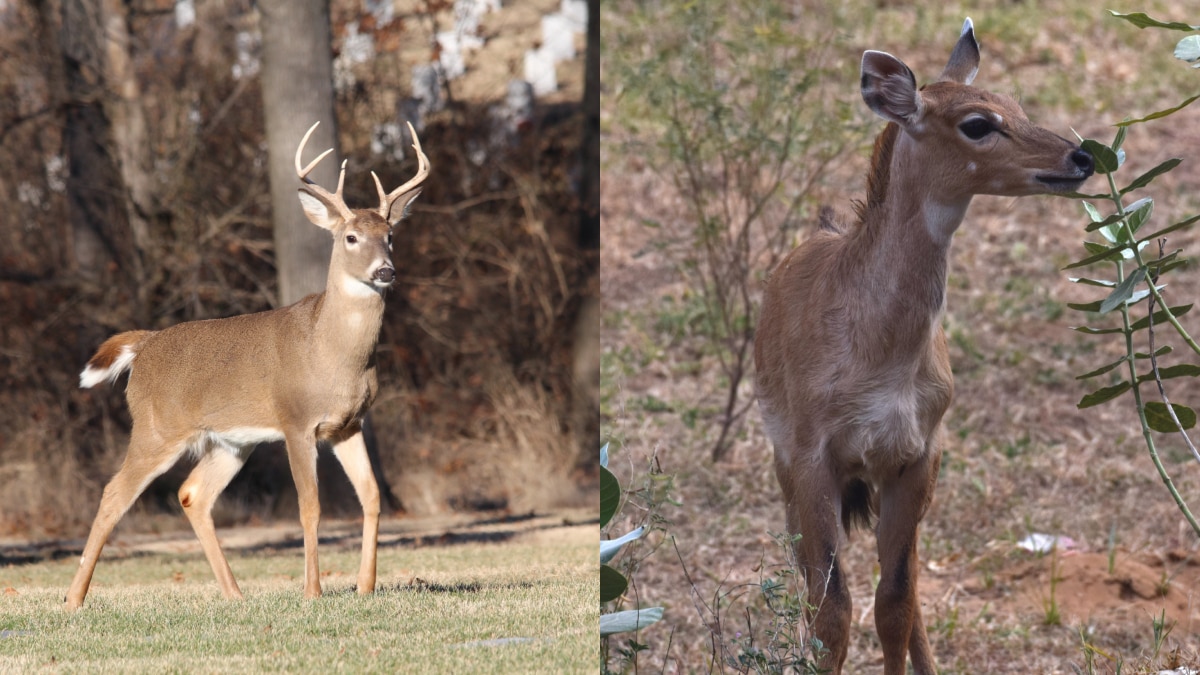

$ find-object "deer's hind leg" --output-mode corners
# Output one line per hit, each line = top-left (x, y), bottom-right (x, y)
(179, 441), (252, 600)
(65, 428), (190, 610)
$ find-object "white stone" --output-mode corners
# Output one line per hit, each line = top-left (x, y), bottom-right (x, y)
(541, 14), (576, 62)
(524, 49), (557, 96)
(174, 0), (195, 28)
(560, 0), (587, 32)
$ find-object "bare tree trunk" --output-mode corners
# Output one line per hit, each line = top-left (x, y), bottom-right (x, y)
(100, 0), (155, 262)
(572, 0), (601, 455)
(58, 0), (145, 297)
(259, 0), (401, 513)
(579, 0), (599, 249)
(258, 0), (339, 307)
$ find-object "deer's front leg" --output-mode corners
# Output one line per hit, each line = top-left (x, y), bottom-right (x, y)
(332, 430), (380, 594)
(285, 432), (322, 598)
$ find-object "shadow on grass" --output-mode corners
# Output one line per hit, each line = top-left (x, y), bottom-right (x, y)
(0, 510), (598, 566)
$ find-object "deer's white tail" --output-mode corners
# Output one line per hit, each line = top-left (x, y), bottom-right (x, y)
(79, 330), (153, 388)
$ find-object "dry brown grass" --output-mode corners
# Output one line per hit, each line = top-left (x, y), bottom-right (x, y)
(603, 2), (1200, 672)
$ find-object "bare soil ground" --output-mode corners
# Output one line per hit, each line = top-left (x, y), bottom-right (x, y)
(603, 5), (1200, 673)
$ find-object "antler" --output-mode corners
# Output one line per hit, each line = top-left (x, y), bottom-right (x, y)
(371, 121), (431, 222)
(294, 122), (356, 223)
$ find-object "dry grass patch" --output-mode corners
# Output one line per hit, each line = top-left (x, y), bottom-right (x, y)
(0, 520), (595, 673)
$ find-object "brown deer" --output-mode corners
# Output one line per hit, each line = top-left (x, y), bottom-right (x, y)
(65, 121), (429, 610)
(754, 19), (1092, 673)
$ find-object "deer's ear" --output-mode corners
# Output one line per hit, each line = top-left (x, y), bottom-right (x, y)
(383, 188), (422, 226)
(861, 50), (922, 126)
(939, 18), (980, 85)
(297, 188), (344, 231)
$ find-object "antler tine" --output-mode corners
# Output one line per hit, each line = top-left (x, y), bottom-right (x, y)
(294, 122), (327, 179)
(371, 171), (388, 217)
(294, 121), (355, 222)
(375, 121), (431, 220)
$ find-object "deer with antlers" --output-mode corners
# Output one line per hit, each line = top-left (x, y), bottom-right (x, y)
(754, 19), (1093, 673)
(65, 122), (429, 610)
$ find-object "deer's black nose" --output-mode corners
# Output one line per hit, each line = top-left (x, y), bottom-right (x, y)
(375, 267), (395, 284)
(1071, 148), (1094, 177)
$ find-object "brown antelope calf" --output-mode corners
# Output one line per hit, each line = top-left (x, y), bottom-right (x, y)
(65, 122), (429, 610)
(754, 20), (1092, 673)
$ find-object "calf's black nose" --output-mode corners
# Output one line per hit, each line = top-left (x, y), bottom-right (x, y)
(1071, 148), (1094, 177)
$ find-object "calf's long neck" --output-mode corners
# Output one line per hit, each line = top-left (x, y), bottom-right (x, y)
(847, 124), (969, 356)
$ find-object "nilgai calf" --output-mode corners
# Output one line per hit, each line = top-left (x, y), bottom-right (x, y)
(754, 19), (1092, 673)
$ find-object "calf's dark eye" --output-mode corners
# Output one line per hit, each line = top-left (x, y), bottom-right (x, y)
(959, 118), (995, 140)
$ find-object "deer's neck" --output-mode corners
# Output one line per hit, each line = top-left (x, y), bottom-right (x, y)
(848, 124), (971, 348)
(312, 281), (386, 374)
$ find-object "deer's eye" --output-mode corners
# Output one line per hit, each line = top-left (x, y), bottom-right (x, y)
(959, 117), (996, 140)
(346, 234), (358, 244)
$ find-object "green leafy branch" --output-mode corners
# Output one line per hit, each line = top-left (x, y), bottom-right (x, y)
(1063, 11), (1200, 538)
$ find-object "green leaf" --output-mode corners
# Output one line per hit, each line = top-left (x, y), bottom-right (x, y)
(1100, 267), (1146, 314)
(1121, 158), (1183, 194)
(1126, 289), (1152, 306)
(1075, 357), (1129, 381)
(1078, 381), (1133, 409)
(1071, 325), (1126, 335)
(1068, 277), (1117, 288)
(600, 563), (628, 603)
(1116, 95), (1200, 127)
(1083, 242), (1113, 256)
(1064, 244), (1129, 269)
(601, 527), (645, 564)
(1123, 198), (1154, 236)
(1112, 124), (1128, 153)
(1067, 300), (1104, 312)
(1095, 198), (1152, 244)
(1062, 190), (1112, 200)
(1085, 210), (1130, 233)
(1081, 139), (1121, 174)
(1177, 35), (1200, 65)
(1083, 201), (1103, 224)
(1135, 345), (1173, 359)
(600, 607), (664, 636)
(1139, 364), (1200, 382)
(1155, 259), (1189, 276)
(1144, 402), (1197, 433)
(1129, 303), (1194, 331)
(1148, 249), (1183, 268)
(1108, 11), (1200, 31)
(1137, 214), (1200, 244)
(601, 465), (620, 529)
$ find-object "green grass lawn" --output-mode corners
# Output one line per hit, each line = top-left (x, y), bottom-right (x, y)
(0, 526), (595, 673)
